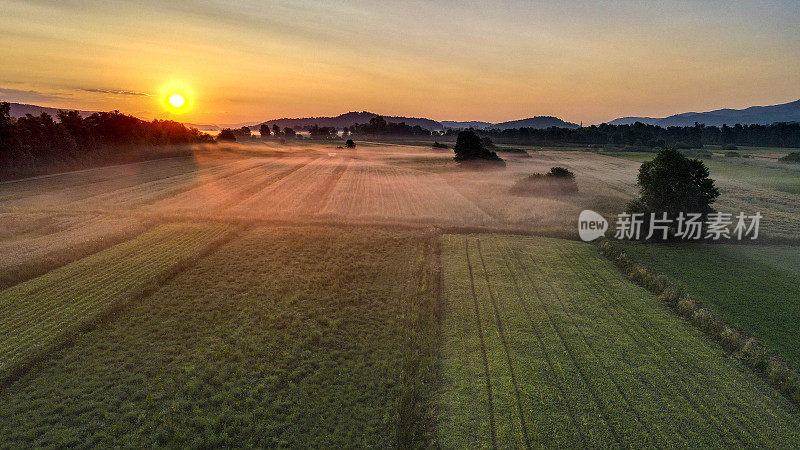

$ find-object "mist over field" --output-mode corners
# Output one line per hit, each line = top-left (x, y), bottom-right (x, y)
(2, 0), (800, 447)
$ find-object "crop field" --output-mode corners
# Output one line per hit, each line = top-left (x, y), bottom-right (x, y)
(0, 222), (235, 381)
(0, 142), (798, 446)
(0, 226), (438, 447)
(437, 234), (800, 447)
(620, 242), (800, 368)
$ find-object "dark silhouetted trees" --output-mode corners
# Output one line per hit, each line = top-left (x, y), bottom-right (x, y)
(345, 139), (356, 148)
(628, 147), (720, 222)
(453, 130), (503, 163)
(0, 103), (212, 168)
(217, 128), (236, 142)
(259, 123), (271, 138)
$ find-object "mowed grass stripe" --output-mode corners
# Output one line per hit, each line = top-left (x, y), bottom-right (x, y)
(0, 226), (434, 447)
(437, 235), (494, 448)
(0, 222), (235, 381)
(438, 234), (800, 448)
(464, 238), (498, 448)
(556, 244), (764, 444)
(494, 238), (648, 448)
(566, 244), (800, 444)
(511, 240), (729, 447)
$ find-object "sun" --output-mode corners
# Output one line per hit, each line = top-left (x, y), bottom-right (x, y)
(163, 91), (190, 114)
(168, 93), (185, 109)
(159, 82), (194, 114)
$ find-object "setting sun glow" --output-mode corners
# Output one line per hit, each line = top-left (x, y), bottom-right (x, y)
(163, 91), (189, 114)
(168, 93), (185, 108)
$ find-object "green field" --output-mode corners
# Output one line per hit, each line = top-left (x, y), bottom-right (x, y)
(620, 242), (800, 368)
(437, 234), (800, 447)
(606, 151), (800, 194)
(0, 226), (438, 447)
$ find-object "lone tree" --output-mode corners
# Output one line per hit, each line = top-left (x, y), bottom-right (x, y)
(453, 130), (503, 163)
(217, 128), (236, 142)
(628, 147), (719, 222)
(345, 139), (356, 149)
(258, 123), (270, 138)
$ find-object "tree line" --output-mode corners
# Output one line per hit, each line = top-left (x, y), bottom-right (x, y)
(0, 102), (212, 166)
(471, 122), (800, 148)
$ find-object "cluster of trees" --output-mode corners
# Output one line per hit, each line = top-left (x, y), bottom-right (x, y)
(472, 121), (800, 148)
(453, 130), (503, 164)
(348, 116), (432, 137)
(0, 102), (212, 165)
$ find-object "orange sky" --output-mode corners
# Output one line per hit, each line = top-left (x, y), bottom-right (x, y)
(1, 0), (799, 125)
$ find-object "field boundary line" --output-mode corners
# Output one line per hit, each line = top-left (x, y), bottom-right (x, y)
(464, 237), (497, 449)
(474, 238), (531, 449)
(0, 224), (244, 390)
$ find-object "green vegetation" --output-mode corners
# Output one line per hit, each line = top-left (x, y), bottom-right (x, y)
(619, 242), (800, 369)
(627, 147), (719, 222)
(437, 234), (800, 447)
(509, 166), (578, 196)
(0, 226), (439, 447)
(0, 223), (235, 383)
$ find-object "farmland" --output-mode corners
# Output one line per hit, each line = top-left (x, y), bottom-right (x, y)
(0, 140), (798, 446)
(437, 234), (800, 447)
(619, 242), (800, 368)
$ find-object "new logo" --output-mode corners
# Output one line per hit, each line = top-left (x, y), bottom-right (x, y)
(578, 210), (608, 241)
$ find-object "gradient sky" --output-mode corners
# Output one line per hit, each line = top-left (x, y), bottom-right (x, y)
(1, 0), (799, 124)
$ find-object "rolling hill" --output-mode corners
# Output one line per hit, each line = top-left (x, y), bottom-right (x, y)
(609, 99), (800, 127)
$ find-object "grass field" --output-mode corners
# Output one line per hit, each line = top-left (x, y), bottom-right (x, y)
(0, 226), (439, 447)
(620, 242), (800, 369)
(0, 141), (798, 446)
(437, 234), (800, 447)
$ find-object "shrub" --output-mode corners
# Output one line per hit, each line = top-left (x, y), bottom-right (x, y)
(431, 141), (448, 149)
(725, 151), (740, 157)
(345, 139), (356, 149)
(509, 167), (577, 196)
(217, 128), (236, 142)
(779, 152), (800, 163)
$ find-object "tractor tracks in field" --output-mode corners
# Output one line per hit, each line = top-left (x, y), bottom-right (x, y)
(486, 237), (589, 448)
(497, 239), (626, 448)
(474, 239), (532, 450)
(463, 238), (498, 449)
(218, 156), (321, 211)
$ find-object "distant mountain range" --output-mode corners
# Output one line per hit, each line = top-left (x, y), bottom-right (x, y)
(6, 102), (98, 119)
(442, 116), (580, 129)
(6, 99), (800, 131)
(608, 99), (800, 127)
(201, 112), (580, 131)
(258, 111), (442, 131)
